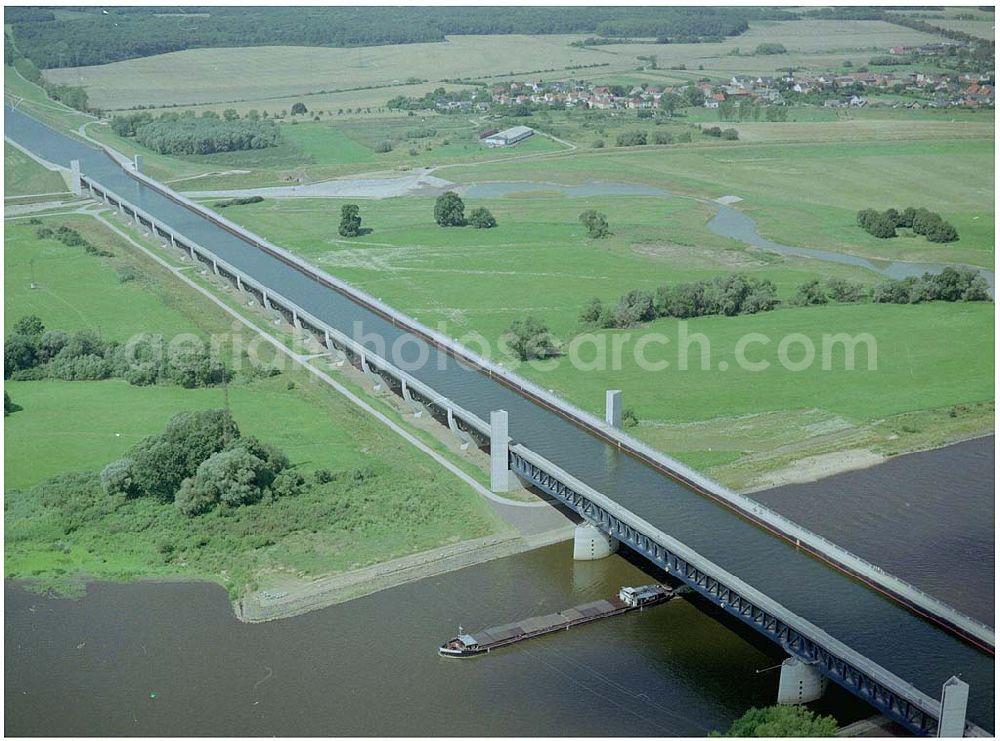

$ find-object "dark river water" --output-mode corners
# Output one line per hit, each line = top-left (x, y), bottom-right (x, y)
(5, 439), (992, 736)
(4, 545), (870, 737)
(753, 436), (995, 627)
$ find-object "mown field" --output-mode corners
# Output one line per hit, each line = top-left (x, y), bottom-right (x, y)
(44, 21), (943, 111)
(4, 213), (504, 595)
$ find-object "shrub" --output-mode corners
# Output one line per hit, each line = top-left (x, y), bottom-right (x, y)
(592, 139), (605, 148)
(826, 278), (868, 303)
(506, 316), (556, 361)
(579, 209), (610, 239)
(117, 265), (142, 283)
(615, 130), (647, 147)
(373, 140), (393, 153)
(721, 128), (739, 140)
(622, 408), (639, 428)
(291, 102), (308, 115)
(468, 207), (497, 229)
(653, 131), (674, 145)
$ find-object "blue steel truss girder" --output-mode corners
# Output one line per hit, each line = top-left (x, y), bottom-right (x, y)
(508, 449), (939, 736)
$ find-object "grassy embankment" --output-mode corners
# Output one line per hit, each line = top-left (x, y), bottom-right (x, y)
(4, 215), (506, 596)
(220, 133), (994, 488)
(4, 142), (68, 198)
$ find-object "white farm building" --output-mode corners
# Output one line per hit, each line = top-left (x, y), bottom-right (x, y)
(481, 126), (534, 147)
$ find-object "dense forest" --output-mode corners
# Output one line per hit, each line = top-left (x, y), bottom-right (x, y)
(111, 111), (282, 155)
(8, 6), (791, 68)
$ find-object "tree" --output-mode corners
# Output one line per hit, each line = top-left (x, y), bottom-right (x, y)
(579, 210), (610, 239)
(100, 458), (141, 498)
(175, 447), (270, 516)
(4, 334), (38, 378)
(683, 85), (705, 107)
(468, 207), (497, 229)
(339, 203), (363, 237)
(130, 410), (239, 502)
(791, 279), (829, 306)
(614, 289), (656, 326)
(434, 191), (466, 227)
(659, 92), (683, 116)
(506, 316), (556, 361)
(14, 315), (45, 336)
(222, 108), (239, 121)
(290, 101), (308, 115)
(713, 705), (837, 737)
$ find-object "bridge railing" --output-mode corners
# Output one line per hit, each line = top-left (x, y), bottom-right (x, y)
(91, 153), (994, 650)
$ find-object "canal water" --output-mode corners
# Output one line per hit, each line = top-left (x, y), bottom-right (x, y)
(5, 439), (991, 736)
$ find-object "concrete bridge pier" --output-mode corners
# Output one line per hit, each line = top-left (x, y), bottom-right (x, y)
(777, 657), (827, 705)
(323, 331), (346, 366)
(358, 350), (384, 392)
(446, 408), (472, 450)
(937, 676), (969, 737)
(489, 409), (517, 493)
(605, 389), (623, 428)
(133, 154), (144, 173)
(69, 159), (82, 196)
(400, 380), (424, 418)
(573, 523), (619, 560)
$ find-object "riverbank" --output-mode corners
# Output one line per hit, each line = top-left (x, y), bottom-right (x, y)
(236, 524), (575, 622)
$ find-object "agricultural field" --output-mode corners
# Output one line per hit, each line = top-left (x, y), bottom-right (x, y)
(3, 212), (505, 594)
(44, 21), (943, 111)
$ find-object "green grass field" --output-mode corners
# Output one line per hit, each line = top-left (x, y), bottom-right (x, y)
(439, 136), (995, 269)
(220, 163), (993, 487)
(4, 143), (68, 198)
(4, 211), (505, 595)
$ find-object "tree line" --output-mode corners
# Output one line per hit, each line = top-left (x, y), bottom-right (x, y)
(580, 274), (780, 328)
(111, 111), (282, 155)
(11, 7), (766, 69)
(857, 207), (959, 243)
(4, 314), (229, 388)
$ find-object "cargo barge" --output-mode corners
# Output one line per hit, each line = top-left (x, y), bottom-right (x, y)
(439, 584), (673, 657)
